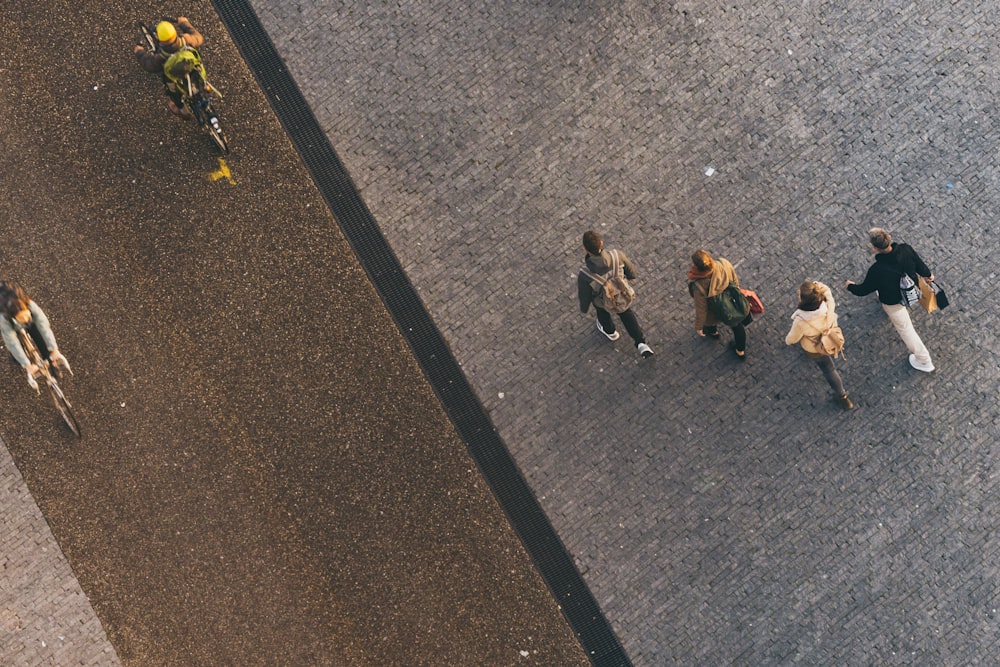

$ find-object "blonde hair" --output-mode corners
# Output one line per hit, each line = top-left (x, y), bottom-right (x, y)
(868, 228), (892, 250)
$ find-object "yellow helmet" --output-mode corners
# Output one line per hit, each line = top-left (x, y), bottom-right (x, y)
(156, 21), (177, 44)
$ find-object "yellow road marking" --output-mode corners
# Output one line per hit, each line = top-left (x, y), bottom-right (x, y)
(208, 158), (235, 185)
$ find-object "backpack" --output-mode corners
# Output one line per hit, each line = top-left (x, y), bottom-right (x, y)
(707, 282), (751, 327)
(899, 272), (920, 308)
(802, 318), (845, 357)
(817, 325), (846, 357)
(163, 47), (206, 89)
(581, 250), (636, 314)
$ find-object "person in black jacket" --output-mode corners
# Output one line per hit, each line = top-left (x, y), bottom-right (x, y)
(845, 228), (935, 372)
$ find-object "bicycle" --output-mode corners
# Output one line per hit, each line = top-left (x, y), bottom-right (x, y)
(16, 328), (81, 437)
(179, 71), (229, 153)
(139, 20), (158, 53)
(139, 22), (230, 154)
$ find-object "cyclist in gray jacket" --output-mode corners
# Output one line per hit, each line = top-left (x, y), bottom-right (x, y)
(0, 283), (68, 388)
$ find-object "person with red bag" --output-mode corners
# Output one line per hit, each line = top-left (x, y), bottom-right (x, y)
(687, 249), (752, 359)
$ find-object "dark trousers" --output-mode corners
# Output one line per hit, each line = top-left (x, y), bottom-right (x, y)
(813, 355), (846, 396)
(596, 306), (646, 346)
(702, 322), (747, 352)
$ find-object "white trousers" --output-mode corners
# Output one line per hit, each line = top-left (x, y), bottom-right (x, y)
(882, 303), (932, 365)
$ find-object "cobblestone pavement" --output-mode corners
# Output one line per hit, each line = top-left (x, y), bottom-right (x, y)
(250, 1), (1000, 664)
(0, 437), (120, 665)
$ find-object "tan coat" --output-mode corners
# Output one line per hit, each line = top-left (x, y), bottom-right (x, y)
(688, 257), (739, 329)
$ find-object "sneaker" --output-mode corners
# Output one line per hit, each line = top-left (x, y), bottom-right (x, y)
(836, 394), (854, 410)
(637, 343), (654, 358)
(735, 348), (746, 359)
(597, 322), (620, 341)
(908, 354), (935, 372)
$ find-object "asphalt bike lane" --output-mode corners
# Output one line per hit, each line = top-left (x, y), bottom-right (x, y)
(0, 1), (585, 664)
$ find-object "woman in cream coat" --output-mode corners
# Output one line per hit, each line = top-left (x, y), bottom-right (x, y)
(785, 281), (853, 410)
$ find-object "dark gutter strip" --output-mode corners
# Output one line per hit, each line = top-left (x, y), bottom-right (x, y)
(211, 2), (631, 665)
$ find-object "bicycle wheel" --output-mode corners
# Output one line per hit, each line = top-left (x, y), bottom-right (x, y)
(203, 105), (229, 153)
(47, 380), (81, 438)
(191, 96), (229, 153)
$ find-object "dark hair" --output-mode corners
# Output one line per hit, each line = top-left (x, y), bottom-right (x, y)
(0, 282), (29, 319)
(583, 230), (603, 255)
(798, 281), (824, 311)
(691, 249), (714, 272)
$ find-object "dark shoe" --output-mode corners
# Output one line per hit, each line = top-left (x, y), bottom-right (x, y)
(836, 394), (854, 410)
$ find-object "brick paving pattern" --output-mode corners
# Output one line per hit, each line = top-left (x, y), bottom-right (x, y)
(250, 1), (1000, 664)
(0, 437), (120, 666)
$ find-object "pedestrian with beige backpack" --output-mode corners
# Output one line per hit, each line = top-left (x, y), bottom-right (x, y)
(785, 280), (853, 410)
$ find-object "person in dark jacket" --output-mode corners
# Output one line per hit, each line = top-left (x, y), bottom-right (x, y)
(845, 227), (935, 372)
(687, 249), (750, 358)
(577, 230), (653, 358)
(134, 17), (205, 119)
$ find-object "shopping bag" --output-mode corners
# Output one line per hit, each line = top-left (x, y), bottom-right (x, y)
(918, 276), (937, 313)
(932, 280), (949, 309)
(740, 288), (765, 315)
